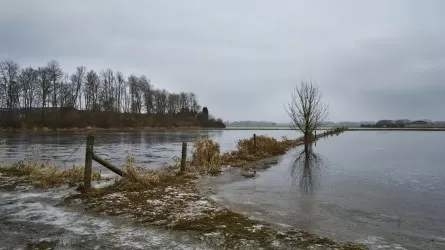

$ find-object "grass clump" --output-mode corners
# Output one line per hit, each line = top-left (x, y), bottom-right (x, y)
(108, 153), (194, 192)
(0, 161), (100, 188)
(190, 137), (222, 175)
(221, 135), (299, 167)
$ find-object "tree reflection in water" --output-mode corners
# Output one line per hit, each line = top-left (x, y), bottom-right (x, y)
(290, 145), (325, 195)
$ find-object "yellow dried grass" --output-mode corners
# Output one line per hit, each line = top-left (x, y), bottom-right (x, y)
(0, 161), (101, 188)
(191, 137), (221, 175)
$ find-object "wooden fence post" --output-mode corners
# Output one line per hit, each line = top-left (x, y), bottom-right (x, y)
(180, 142), (187, 172)
(84, 135), (94, 193)
(253, 134), (257, 153)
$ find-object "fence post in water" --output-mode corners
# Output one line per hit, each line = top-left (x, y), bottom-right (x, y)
(253, 134), (257, 154)
(84, 135), (94, 193)
(180, 142), (187, 173)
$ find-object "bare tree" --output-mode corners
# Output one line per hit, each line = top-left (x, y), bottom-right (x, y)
(116, 71), (125, 112)
(84, 70), (100, 111)
(139, 75), (152, 114)
(100, 68), (116, 111)
(0, 57), (220, 129)
(59, 73), (74, 108)
(128, 75), (142, 114)
(37, 67), (52, 121)
(0, 59), (21, 110)
(70, 66), (86, 109)
(167, 93), (180, 114)
(46, 60), (63, 111)
(179, 92), (189, 113)
(189, 92), (200, 113)
(18, 67), (38, 115)
(286, 81), (328, 145)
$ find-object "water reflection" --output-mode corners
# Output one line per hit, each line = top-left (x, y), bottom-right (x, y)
(290, 145), (325, 195)
(0, 129), (228, 169)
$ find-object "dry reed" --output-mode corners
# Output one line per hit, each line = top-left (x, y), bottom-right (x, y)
(190, 137), (222, 175)
(0, 161), (101, 188)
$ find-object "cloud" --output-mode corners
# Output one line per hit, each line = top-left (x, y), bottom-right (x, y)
(1, 0), (445, 121)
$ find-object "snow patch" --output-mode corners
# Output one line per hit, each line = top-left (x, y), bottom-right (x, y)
(146, 199), (166, 206)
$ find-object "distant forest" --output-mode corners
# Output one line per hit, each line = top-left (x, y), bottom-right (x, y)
(0, 59), (224, 129)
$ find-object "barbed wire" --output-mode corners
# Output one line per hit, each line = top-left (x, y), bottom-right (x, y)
(61, 137), (86, 167)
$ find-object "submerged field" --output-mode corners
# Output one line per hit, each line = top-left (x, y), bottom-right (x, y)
(1, 130), (445, 249)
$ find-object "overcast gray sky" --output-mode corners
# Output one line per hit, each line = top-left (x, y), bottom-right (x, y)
(1, 0), (444, 122)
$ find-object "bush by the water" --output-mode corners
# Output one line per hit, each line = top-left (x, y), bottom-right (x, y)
(191, 138), (221, 175)
(221, 135), (303, 167)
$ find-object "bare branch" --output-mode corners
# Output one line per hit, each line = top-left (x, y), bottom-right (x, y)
(285, 80), (329, 137)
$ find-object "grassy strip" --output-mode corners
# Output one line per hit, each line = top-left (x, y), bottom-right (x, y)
(190, 127), (346, 174)
(0, 161), (101, 188)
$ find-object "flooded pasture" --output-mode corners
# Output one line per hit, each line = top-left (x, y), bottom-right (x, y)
(201, 131), (445, 249)
(0, 178), (208, 249)
(1, 130), (445, 249)
(0, 130), (300, 169)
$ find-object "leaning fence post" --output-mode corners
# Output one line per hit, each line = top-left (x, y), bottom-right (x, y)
(253, 134), (257, 153)
(180, 142), (187, 172)
(84, 135), (94, 193)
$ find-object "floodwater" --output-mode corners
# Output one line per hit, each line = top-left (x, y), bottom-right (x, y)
(1, 130), (444, 249)
(0, 130), (300, 169)
(0, 180), (209, 249)
(203, 131), (445, 249)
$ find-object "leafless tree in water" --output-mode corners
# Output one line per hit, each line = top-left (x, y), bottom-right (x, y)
(285, 81), (329, 147)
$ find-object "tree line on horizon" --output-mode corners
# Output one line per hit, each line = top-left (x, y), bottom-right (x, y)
(0, 58), (224, 129)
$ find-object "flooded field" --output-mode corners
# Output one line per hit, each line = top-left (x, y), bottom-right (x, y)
(201, 131), (445, 249)
(0, 130), (301, 169)
(1, 130), (444, 249)
(0, 179), (208, 249)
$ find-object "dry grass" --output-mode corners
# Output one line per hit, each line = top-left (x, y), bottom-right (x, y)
(221, 135), (300, 167)
(0, 161), (101, 188)
(221, 128), (347, 168)
(105, 153), (197, 192)
(190, 137), (222, 175)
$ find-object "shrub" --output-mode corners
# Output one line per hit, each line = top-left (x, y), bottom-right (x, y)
(191, 138), (221, 175)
